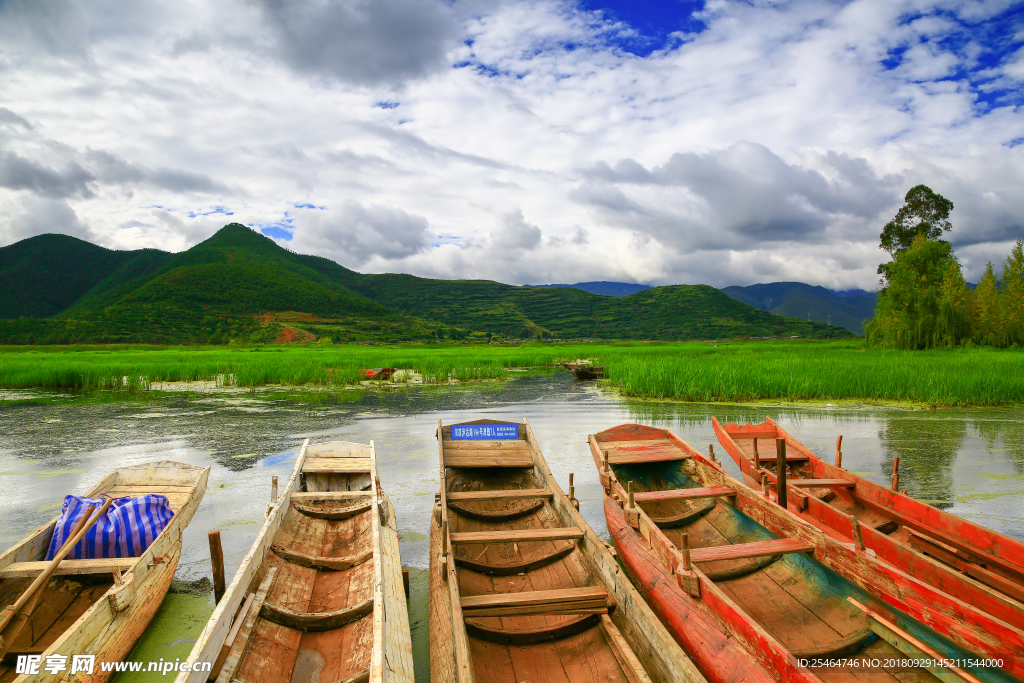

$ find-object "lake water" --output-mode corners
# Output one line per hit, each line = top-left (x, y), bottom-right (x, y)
(2, 372), (1023, 681)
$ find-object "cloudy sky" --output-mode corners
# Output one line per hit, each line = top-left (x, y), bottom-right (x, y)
(1, 0), (1022, 289)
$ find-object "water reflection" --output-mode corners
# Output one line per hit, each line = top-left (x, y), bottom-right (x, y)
(879, 416), (967, 508)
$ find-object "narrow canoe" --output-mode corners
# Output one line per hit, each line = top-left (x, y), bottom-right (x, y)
(0, 460), (210, 683)
(712, 417), (1024, 613)
(177, 439), (413, 683)
(430, 418), (705, 683)
(590, 423), (1024, 683)
(361, 368), (397, 381)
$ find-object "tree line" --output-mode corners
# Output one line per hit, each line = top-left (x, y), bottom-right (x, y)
(866, 184), (1024, 349)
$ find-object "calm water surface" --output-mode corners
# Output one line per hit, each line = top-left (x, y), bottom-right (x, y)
(2, 373), (1023, 681)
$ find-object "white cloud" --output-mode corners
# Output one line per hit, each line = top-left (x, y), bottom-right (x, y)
(0, 0), (1022, 291)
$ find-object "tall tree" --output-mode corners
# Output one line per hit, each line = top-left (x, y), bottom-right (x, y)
(1001, 240), (1024, 347)
(866, 236), (969, 349)
(973, 261), (1000, 346)
(878, 185), (954, 283)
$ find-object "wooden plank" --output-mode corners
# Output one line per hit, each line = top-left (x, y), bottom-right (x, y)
(290, 491), (373, 501)
(688, 538), (814, 564)
(441, 440), (529, 450)
(460, 586), (606, 609)
(442, 453), (534, 468)
(605, 446), (690, 465)
(725, 430), (778, 440)
(632, 486), (734, 503)
(599, 614), (654, 683)
(378, 491), (414, 683)
(446, 488), (552, 502)
(788, 478), (855, 488)
(449, 528), (584, 544)
(305, 441), (372, 458)
(0, 557), (137, 579)
(215, 569), (276, 683)
(302, 458), (372, 473)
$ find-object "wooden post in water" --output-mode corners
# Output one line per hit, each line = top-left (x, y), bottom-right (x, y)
(271, 475), (278, 502)
(891, 457), (900, 491)
(208, 530), (226, 603)
(776, 438), (788, 509)
(708, 444), (716, 462)
(835, 435), (843, 468)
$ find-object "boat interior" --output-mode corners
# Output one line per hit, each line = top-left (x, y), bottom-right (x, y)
(593, 424), (963, 683)
(717, 419), (1024, 603)
(218, 441), (379, 683)
(437, 420), (652, 683)
(0, 461), (207, 682)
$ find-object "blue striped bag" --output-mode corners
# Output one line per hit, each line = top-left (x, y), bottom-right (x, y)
(44, 494), (175, 560)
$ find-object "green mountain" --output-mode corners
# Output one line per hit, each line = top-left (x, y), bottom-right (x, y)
(0, 224), (853, 343)
(722, 282), (876, 335)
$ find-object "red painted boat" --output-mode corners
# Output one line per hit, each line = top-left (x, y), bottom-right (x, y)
(589, 423), (1024, 683)
(712, 417), (1024, 614)
(360, 367), (397, 380)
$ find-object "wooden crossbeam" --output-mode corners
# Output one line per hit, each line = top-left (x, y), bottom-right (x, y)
(689, 538), (815, 564)
(728, 430), (778, 440)
(302, 458), (371, 473)
(603, 445), (690, 465)
(443, 454), (534, 468)
(788, 479), (856, 488)
(447, 488), (552, 502)
(0, 557), (137, 579)
(461, 586), (608, 617)
(633, 485), (735, 503)
(450, 528), (585, 545)
(291, 491), (373, 501)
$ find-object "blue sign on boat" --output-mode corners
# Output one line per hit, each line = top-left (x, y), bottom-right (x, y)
(451, 424), (520, 440)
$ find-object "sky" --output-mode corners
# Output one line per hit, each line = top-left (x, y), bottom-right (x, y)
(1, 0), (1023, 289)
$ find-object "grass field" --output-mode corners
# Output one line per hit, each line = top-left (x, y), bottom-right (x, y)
(1, 341), (1022, 406)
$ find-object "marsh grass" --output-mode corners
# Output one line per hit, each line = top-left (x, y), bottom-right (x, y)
(2, 341), (1023, 405)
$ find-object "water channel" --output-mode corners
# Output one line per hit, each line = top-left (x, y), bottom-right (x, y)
(2, 372), (1023, 681)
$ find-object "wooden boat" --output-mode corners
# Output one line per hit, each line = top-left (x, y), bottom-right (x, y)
(589, 423), (1024, 683)
(712, 417), (1024, 615)
(0, 461), (210, 683)
(562, 363), (604, 379)
(361, 368), (397, 381)
(430, 418), (705, 683)
(178, 439), (413, 683)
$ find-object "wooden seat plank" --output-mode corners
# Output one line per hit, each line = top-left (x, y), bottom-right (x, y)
(290, 491), (372, 501)
(789, 479), (856, 488)
(460, 586), (608, 617)
(633, 485), (735, 503)
(450, 528), (585, 544)
(604, 444), (690, 465)
(689, 538), (815, 564)
(443, 453), (534, 468)
(447, 488), (552, 502)
(0, 557), (137, 579)
(302, 458), (372, 473)
(441, 440), (529, 450)
(727, 430), (779, 440)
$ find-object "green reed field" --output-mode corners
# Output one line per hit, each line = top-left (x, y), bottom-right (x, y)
(1, 341), (1022, 406)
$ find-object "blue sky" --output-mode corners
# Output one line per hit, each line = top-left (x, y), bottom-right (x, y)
(2, 0), (1024, 288)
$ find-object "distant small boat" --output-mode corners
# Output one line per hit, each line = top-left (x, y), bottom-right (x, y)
(361, 367), (397, 380)
(562, 363), (604, 379)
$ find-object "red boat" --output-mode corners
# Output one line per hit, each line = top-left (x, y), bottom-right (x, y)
(589, 423), (1024, 683)
(712, 417), (1024, 614)
(360, 367), (397, 380)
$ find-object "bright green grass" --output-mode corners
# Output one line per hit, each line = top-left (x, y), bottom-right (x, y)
(2, 341), (1023, 406)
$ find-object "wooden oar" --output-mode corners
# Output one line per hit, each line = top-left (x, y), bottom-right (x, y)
(0, 496), (114, 653)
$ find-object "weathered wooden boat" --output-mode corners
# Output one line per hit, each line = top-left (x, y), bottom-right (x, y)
(430, 418), (705, 683)
(589, 423), (1024, 683)
(0, 461), (210, 683)
(361, 368), (397, 381)
(178, 439), (413, 683)
(713, 417), (1024, 615)
(562, 363), (604, 379)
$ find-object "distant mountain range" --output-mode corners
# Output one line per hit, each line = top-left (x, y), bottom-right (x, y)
(529, 282), (653, 297)
(721, 282), (877, 335)
(0, 224), (853, 344)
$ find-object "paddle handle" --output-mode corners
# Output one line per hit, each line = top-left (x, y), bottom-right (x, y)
(0, 497), (113, 634)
